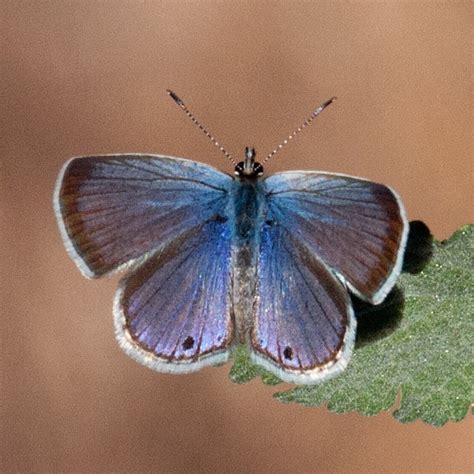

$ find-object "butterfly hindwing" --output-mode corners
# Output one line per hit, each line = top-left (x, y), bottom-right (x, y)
(54, 154), (232, 278)
(263, 171), (408, 304)
(114, 215), (235, 372)
(250, 220), (355, 384)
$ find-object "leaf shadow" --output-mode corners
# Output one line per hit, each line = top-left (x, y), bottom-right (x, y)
(354, 220), (434, 348)
(353, 286), (405, 348)
(402, 220), (434, 274)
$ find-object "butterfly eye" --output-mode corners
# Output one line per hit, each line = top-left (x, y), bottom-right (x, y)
(234, 161), (264, 178)
(182, 336), (195, 350)
(283, 346), (294, 360)
(265, 219), (274, 227)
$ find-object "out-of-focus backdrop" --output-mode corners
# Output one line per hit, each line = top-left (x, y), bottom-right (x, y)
(2, 2), (472, 472)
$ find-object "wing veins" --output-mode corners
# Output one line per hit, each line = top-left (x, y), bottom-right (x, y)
(274, 202), (399, 251)
(131, 242), (198, 316)
(280, 235), (341, 337)
(79, 172), (228, 194)
(272, 193), (388, 211)
(266, 182), (361, 197)
(142, 159), (230, 192)
(134, 245), (205, 357)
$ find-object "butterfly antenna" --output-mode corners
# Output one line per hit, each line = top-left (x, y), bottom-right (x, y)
(263, 96), (337, 164)
(167, 90), (237, 166)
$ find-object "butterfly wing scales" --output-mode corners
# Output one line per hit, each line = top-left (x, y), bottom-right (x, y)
(250, 221), (355, 384)
(264, 172), (408, 304)
(114, 217), (234, 372)
(54, 154), (232, 277)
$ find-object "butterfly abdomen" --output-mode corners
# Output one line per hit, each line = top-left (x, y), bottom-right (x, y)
(231, 180), (267, 341)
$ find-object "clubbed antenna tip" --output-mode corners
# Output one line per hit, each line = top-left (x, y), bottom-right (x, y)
(324, 96), (337, 106)
(166, 89), (184, 107)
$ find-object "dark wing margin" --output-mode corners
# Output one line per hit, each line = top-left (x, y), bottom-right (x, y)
(250, 222), (356, 385)
(114, 217), (234, 373)
(264, 171), (408, 304)
(54, 154), (232, 278)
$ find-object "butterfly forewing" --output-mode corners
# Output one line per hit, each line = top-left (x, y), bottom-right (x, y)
(264, 172), (408, 304)
(54, 155), (232, 278)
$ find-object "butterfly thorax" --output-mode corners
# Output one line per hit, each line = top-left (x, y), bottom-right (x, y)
(231, 176), (266, 342)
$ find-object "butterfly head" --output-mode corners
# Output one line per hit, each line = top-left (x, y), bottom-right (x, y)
(234, 147), (264, 179)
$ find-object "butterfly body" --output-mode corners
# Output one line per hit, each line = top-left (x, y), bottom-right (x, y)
(231, 175), (266, 341)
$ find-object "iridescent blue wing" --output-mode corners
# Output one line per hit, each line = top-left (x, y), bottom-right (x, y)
(114, 216), (234, 372)
(263, 171), (408, 304)
(250, 221), (355, 384)
(54, 154), (232, 278)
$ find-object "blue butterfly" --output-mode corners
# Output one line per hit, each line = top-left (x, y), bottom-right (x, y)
(54, 91), (408, 384)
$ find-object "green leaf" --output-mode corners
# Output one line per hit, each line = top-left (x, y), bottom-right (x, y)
(229, 225), (474, 426)
(229, 345), (282, 386)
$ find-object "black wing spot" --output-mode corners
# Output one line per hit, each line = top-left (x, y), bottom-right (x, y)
(182, 336), (194, 350)
(283, 346), (293, 360)
(265, 219), (274, 226)
(212, 214), (228, 224)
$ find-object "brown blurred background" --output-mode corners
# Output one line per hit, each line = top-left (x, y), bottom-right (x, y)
(1, 1), (472, 472)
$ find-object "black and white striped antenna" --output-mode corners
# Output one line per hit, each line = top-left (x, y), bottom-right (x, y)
(168, 90), (336, 170)
(263, 96), (337, 164)
(167, 90), (237, 167)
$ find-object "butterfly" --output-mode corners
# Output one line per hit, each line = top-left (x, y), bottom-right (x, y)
(54, 91), (408, 384)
